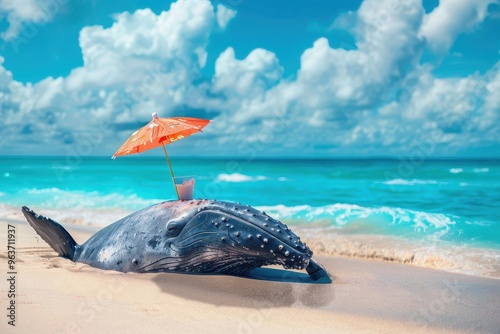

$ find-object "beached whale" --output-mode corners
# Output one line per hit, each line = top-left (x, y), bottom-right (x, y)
(22, 200), (331, 282)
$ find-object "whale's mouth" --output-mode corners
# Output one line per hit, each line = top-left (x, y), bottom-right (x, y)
(137, 244), (272, 275)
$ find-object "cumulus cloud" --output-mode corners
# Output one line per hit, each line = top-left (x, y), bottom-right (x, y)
(420, 0), (498, 55)
(215, 4), (236, 29)
(349, 63), (500, 154)
(213, 0), (427, 149)
(296, 0), (424, 110)
(213, 47), (282, 101)
(0, 0), (59, 40)
(74, 0), (215, 89)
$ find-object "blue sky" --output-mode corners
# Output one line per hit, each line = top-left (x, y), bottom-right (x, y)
(0, 0), (499, 157)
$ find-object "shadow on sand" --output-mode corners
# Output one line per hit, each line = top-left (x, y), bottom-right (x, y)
(151, 267), (336, 309)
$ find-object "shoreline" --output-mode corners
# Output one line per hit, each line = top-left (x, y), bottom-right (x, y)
(1, 218), (499, 333)
(303, 231), (500, 280)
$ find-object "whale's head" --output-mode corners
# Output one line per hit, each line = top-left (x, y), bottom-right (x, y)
(144, 200), (313, 275)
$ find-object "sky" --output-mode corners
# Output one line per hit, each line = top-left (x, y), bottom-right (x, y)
(0, 0), (499, 158)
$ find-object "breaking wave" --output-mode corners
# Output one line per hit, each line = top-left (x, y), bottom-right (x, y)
(22, 187), (161, 211)
(450, 168), (463, 174)
(382, 179), (440, 186)
(474, 168), (489, 173)
(216, 173), (268, 182)
(255, 203), (470, 242)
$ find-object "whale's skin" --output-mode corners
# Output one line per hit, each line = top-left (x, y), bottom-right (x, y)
(22, 200), (323, 277)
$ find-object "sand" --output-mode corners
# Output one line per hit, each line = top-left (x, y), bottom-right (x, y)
(1, 218), (499, 334)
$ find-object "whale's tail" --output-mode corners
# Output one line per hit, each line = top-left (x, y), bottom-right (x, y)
(22, 206), (78, 261)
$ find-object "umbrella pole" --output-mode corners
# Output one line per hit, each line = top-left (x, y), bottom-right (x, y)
(162, 143), (180, 200)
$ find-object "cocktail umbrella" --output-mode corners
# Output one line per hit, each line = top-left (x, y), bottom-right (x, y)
(112, 113), (210, 199)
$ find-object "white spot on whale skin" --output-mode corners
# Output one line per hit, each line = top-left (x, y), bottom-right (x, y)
(98, 247), (114, 262)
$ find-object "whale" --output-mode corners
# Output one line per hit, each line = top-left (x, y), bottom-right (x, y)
(22, 200), (331, 282)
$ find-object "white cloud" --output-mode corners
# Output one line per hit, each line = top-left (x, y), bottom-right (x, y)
(420, 0), (498, 55)
(281, 0), (425, 116)
(73, 0), (215, 90)
(205, 0), (427, 149)
(360, 64), (500, 152)
(217, 0), (425, 142)
(213, 47), (282, 99)
(0, 56), (32, 125)
(215, 4), (236, 29)
(59, 0), (223, 121)
(0, 0), (58, 40)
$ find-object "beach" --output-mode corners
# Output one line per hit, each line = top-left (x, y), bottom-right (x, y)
(1, 214), (499, 334)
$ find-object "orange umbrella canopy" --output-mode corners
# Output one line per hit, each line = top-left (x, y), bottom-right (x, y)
(112, 113), (210, 158)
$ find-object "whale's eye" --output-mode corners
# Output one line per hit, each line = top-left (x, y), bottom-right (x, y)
(167, 226), (178, 235)
(166, 220), (185, 237)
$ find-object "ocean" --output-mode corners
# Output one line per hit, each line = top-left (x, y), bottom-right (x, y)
(1, 156), (499, 277)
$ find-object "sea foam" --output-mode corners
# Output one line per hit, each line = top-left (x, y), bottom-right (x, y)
(301, 231), (500, 279)
(450, 168), (463, 174)
(216, 173), (268, 182)
(23, 187), (161, 211)
(474, 168), (489, 173)
(256, 203), (460, 238)
(383, 179), (440, 186)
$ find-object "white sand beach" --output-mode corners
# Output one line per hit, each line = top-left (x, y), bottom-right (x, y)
(1, 214), (499, 334)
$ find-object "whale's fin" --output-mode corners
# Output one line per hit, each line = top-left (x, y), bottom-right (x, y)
(22, 206), (78, 261)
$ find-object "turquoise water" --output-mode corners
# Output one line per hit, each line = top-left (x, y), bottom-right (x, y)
(1, 157), (499, 250)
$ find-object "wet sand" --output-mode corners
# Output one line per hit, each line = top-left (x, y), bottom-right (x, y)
(0, 219), (499, 334)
